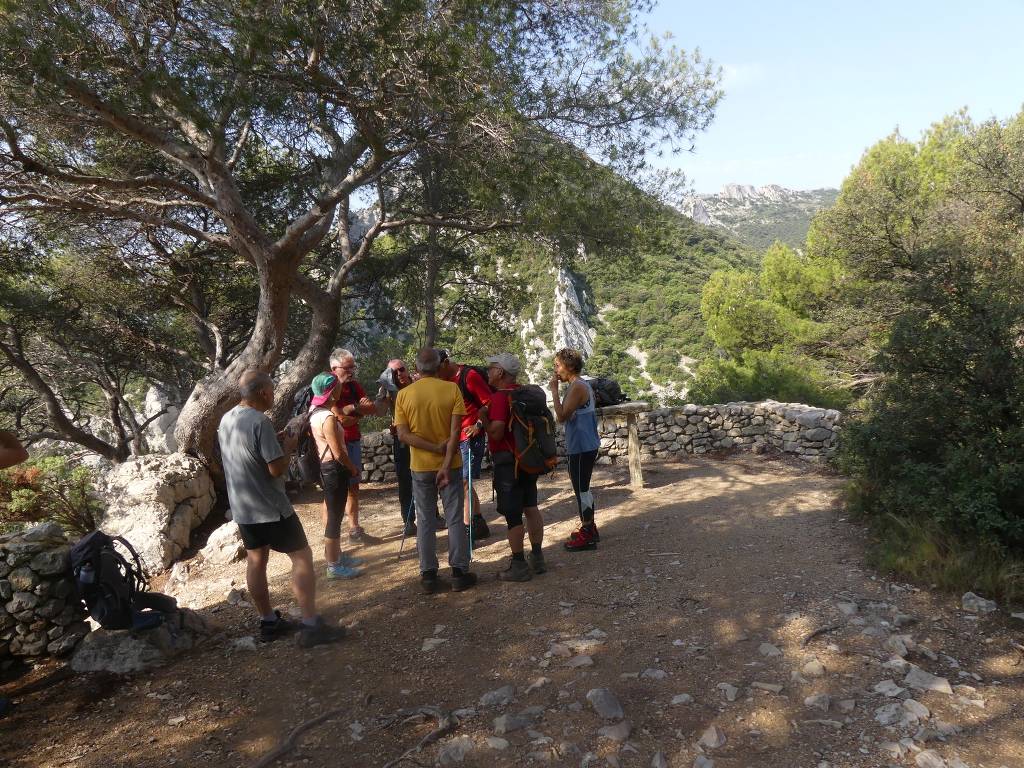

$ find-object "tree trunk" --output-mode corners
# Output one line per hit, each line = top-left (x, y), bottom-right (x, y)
(174, 257), (296, 463)
(267, 285), (342, 426)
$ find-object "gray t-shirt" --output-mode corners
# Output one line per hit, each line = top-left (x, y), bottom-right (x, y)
(218, 405), (294, 525)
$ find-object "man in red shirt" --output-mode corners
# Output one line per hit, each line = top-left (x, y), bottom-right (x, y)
(329, 348), (375, 542)
(477, 353), (545, 582)
(438, 351), (492, 542)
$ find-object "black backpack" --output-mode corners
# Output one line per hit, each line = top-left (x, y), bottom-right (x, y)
(586, 376), (629, 408)
(457, 365), (493, 408)
(70, 531), (176, 630)
(288, 385), (320, 485)
(507, 385), (559, 475)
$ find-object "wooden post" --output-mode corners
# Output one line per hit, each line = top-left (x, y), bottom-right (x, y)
(626, 412), (644, 490)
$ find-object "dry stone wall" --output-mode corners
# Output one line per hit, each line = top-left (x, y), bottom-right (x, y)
(0, 523), (89, 659)
(357, 400), (841, 482)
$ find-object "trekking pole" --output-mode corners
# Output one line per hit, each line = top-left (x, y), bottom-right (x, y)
(397, 498), (416, 561)
(467, 441), (474, 562)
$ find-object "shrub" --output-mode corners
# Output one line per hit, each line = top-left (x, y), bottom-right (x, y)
(687, 350), (851, 410)
(0, 456), (103, 536)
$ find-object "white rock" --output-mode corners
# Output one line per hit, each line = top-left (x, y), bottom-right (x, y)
(586, 688), (624, 720)
(422, 637), (448, 652)
(485, 737), (509, 750)
(751, 681), (784, 693)
(961, 592), (996, 614)
(566, 655), (593, 668)
(875, 702), (903, 726)
(229, 636), (259, 652)
(526, 677), (551, 694)
(758, 642), (782, 657)
(670, 693), (694, 705)
(874, 679), (906, 697)
(804, 693), (830, 712)
(641, 668), (668, 680)
(903, 699), (930, 720)
(836, 601), (858, 616)
(697, 725), (726, 749)
(801, 659), (826, 677)
(916, 749), (946, 768)
(597, 720), (631, 742)
(905, 666), (953, 695)
(716, 683), (738, 701)
(199, 521), (244, 565)
(651, 752), (668, 768)
(479, 685), (515, 708)
(167, 716), (186, 726)
(437, 735), (474, 766)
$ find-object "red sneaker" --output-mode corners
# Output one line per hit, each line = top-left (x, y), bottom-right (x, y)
(564, 523), (599, 551)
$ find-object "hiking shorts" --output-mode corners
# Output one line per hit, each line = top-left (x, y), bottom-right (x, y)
(319, 460), (350, 538)
(238, 514), (309, 553)
(460, 433), (486, 481)
(346, 442), (362, 487)
(492, 458), (538, 529)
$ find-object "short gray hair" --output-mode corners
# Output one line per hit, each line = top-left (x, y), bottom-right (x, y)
(329, 347), (354, 367)
(238, 370), (273, 399)
(416, 347), (440, 374)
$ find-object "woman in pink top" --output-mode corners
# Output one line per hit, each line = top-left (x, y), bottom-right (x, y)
(308, 373), (362, 579)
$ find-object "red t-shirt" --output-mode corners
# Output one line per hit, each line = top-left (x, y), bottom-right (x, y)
(487, 384), (520, 455)
(450, 365), (494, 438)
(331, 381), (368, 442)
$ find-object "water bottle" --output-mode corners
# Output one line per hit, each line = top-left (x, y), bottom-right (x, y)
(79, 563), (95, 585)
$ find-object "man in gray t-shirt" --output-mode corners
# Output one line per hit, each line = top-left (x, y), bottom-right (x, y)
(216, 370), (344, 648)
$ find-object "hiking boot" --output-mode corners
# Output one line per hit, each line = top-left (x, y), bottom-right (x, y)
(259, 610), (298, 642)
(527, 550), (547, 575)
(296, 616), (346, 648)
(564, 523), (598, 551)
(403, 520), (417, 537)
(451, 570), (478, 592)
(497, 557), (532, 582)
(421, 570), (448, 595)
(327, 562), (362, 579)
(471, 514), (490, 541)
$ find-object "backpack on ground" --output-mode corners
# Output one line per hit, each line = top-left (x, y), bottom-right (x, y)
(507, 385), (558, 475)
(584, 376), (629, 408)
(70, 531), (176, 630)
(457, 364), (494, 408)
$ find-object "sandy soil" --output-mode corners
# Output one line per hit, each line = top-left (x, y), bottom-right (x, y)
(2, 453), (1022, 768)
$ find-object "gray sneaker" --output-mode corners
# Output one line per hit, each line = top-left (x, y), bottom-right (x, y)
(528, 550), (546, 575)
(498, 557), (532, 582)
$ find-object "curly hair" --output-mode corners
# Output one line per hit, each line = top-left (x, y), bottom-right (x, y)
(555, 348), (585, 374)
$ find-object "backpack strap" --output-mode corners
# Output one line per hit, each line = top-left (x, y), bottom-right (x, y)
(111, 535), (148, 596)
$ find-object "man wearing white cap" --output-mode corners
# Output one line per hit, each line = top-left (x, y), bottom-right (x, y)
(477, 352), (546, 582)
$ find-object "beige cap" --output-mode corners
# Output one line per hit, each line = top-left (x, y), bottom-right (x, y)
(485, 353), (521, 376)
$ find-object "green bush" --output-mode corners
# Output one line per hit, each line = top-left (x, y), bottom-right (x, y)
(687, 350), (851, 409)
(0, 456), (103, 536)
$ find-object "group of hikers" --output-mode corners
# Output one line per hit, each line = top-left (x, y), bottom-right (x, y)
(217, 346), (603, 648)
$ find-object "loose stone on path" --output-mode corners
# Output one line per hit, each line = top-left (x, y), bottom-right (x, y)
(698, 725), (726, 749)
(586, 688), (624, 720)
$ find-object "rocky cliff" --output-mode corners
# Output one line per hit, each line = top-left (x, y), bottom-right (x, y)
(679, 185), (838, 250)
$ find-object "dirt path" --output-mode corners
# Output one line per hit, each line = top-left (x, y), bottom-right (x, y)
(2, 454), (1022, 768)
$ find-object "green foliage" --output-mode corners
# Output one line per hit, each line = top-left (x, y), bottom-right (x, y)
(828, 109), (1024, 572)
(0, 456), (103, 536)
(687, 350), (851, 410)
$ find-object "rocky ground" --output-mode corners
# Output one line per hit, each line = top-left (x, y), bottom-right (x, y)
(2, 453), (1022, 768)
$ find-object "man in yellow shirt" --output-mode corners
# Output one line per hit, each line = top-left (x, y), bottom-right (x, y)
(394, 348), (478, 594)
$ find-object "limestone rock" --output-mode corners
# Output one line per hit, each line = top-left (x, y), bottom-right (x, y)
(904, 666), (953, 695)
(70, 609), (210, 673)
(758, 642), (782, 657)
(915, 750), (946, 768)
(199, 522), (244, 565)
(597, 720), (631, 742)
(586, 688), (624, 720)
(804, 693), (830, 712)
(437, 735), (474, 766)
(961, 592), (996, 614)
(651, 752), (668, 768)
(480, 685), (515, 708)
(698, 725), (726, 749)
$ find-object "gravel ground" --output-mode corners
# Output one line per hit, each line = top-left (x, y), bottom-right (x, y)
(1, 453), (1022, 768)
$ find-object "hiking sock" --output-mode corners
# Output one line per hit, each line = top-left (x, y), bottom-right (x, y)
(511, 551), (526, 562)
(530, 542), (543, 555)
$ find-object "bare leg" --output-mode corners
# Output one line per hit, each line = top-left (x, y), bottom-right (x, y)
(286, 546), (317, 621)
(245, 547), (272, 617)
(524, 506), (543, 548)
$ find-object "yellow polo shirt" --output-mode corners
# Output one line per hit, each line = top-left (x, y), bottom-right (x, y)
(394, 377), (466, 472)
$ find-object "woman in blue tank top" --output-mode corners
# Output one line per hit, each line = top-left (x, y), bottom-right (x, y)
(548, 348), (601, 551)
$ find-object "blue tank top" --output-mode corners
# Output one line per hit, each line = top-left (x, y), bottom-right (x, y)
(565, 380), (601, 454)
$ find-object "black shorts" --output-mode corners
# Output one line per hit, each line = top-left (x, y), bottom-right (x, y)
(492, 459), (539, 518)
(238, 514), (309, 553)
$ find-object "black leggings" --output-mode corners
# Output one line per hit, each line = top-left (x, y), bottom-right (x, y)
(320, 461), (350, 538)
(567, 449), (598, 523)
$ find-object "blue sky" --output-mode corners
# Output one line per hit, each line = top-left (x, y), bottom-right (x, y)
(643, 1), (1024, 193)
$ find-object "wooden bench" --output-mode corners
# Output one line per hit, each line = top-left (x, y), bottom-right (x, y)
(594, 401), (651, 490)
